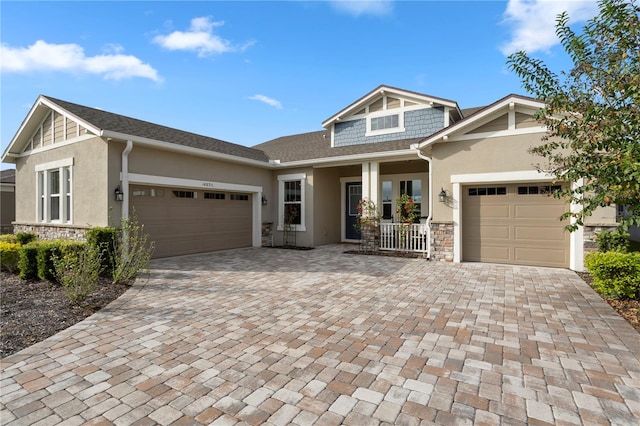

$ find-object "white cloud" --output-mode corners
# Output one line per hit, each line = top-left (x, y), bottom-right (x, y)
(330, 0), (394, 17)
(153, 16), (254, 57)
(249, 94), (283, 109)
(500, 0), (598, 55)
(0, 40), (161, 82)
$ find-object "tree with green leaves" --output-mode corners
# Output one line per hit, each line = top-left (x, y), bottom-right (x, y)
(507, 0), (640, 231)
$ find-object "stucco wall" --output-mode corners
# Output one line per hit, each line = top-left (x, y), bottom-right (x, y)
(312, 168), (341, 246)
(14, 137), (110, 227)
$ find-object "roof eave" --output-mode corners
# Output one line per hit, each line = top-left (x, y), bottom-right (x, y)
(101, 130), (272, 168)
(271, 148), (418, 168)
(416, 95), (546, 149)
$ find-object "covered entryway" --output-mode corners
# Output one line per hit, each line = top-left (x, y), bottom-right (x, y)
(130, 185), (253, 258)
(462, 183), (569, 268)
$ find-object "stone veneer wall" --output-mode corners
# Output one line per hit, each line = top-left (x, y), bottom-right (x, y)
(359, 223), (380, 253)
(430, 221), (453, 262)
(583, 223), (619, 255)
(13, 223), (91, 241)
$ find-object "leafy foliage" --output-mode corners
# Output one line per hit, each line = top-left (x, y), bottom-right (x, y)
(0, 241), (20, 273)
(354, 198), (381, 232)
(112, 213), (155, 285)
(18, 243), (39, 280)
(16, 232), (36, 245)
(86, 227), (117, 277)
(0, 234), (18, 243)
(507, 0), (640, 231)
(585, 251), (640, 299)
(395, 194), (419, 224)
(595, 229), (631, 252)
(54, 242), (102, 304)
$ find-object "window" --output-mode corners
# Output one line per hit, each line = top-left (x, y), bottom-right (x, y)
(278, 173), (306, 231)
(518, 185), (561, 195)
(230, 193), (249, 201)
(400, 179), (422, 222)
(382, 181), (393, 219)
(36, 158), (73, 223)
(204, 192), (225, 200)
(468, 187), (507, 196)
(173, 190), (196, 198)
(133, 188), (164, 197)
(370, 114), (399, 131)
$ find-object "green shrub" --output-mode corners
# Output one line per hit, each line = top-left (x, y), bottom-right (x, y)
(18, 242), (39, 280)
(584, 251), (640, 300)
(86, 227), (117, 277)
(0, 234), (17, 244)
(16, 232), (36, 246)
(54, 242), (102, 304)
(595, 229), (630, 252)
(0, 241), (20, 273)
(112, 213), (155, 285)
(37, 240), (62, 282)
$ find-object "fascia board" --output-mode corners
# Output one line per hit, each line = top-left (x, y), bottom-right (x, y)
(273, 149), (418, 168)
(417, 96), (546, 149)
(101, 130), (272, 169)
(322, 86), (459, 128)
(1, 96), (102, 163)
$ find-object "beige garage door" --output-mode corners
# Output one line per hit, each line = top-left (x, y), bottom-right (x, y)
(130, 186), (253, 258)
(462, 183), (569, 268)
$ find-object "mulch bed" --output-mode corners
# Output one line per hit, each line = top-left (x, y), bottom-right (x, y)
(0, 272), (130, 358)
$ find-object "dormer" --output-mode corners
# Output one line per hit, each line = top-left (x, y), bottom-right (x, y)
(322, 85), (461, 148)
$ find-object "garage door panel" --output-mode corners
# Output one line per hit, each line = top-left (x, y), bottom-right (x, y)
(462, 184), (569, 268)
(131, 186), (252, 258)
(514, 203), (566, 219)
(515, 225), (566, 241)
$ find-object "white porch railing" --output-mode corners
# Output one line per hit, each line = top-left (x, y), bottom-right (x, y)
(379, 222), (430, 254)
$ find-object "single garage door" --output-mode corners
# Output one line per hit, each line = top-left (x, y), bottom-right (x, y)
(130, 185), (252, 258)
(462, 183), (569, 268)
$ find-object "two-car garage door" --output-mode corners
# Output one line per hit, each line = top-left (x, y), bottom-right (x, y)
(130, 185), (252, 258)
(462, 183), (569, 268)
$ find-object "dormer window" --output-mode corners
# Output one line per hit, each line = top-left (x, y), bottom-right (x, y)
(371, 114), (399, 131)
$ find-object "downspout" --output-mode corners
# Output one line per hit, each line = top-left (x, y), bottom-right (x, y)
(414, 146), (433, 260)
(121, 140), (133, 222)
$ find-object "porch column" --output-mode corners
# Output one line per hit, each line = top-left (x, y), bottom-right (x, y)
(361, 161), (380, 206)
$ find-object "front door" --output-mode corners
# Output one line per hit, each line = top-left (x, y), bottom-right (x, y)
(345, 182), (362, 240)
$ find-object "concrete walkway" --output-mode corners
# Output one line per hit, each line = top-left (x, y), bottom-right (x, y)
(1, 245), (639, 425)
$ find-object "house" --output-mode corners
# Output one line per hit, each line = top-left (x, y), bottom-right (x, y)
(0, 85), (619, 270)
(1, 169), (16, 233)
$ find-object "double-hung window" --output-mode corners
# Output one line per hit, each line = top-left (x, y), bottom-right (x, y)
(36, 158), (73, 223)
(278, 173), (306, 231)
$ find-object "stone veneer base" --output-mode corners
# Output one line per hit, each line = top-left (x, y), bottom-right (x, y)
(430, 221), (454, 262)
(13, 223), (91, 241)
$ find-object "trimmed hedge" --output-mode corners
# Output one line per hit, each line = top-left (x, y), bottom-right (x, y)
(16, 232), (36, 246)
(86, 227), (117, 277)
(18, 243), (39, 280)
(37, 240), (88, 282)
(0, 241), (20, 273)
(585, 251), (640, 300)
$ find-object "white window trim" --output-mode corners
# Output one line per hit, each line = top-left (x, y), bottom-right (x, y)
(278, 173), (306, 232)
(35, 157), (74, 224)
(365, 111), (405, 137)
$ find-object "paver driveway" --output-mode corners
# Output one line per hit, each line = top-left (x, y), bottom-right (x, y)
(1, 245), (639, 425)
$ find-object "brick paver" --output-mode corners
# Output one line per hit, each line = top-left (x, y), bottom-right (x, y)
(1, 245), (639, 424)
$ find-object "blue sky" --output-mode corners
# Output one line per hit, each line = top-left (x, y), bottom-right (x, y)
(1, 0), (599, 159)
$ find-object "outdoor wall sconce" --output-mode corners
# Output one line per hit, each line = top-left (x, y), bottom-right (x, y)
(262, 195), (268, 206)
(438, 188), (447, 203)
(114, 186), (124, 201)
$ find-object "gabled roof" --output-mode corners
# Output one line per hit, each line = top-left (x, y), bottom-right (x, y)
(0, 169), (15, 185)
(321, 85), (461, 128)
(254, 130), (421, 164)
(416, 94), (545, 149)
(2, 95), (270, 164)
